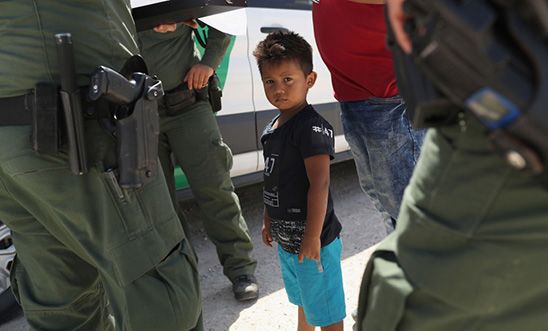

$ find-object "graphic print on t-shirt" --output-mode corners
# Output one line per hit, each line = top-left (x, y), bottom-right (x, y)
(264, 154), (277, 177)
(270, 217), (306, 254)
(312, 124), (333, 139)
(263, 190), (279, 207)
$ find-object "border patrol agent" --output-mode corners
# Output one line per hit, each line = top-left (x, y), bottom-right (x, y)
(0, 1), (202, 330)
(139, 22), (259, 301)
(357, 0), (548, 330)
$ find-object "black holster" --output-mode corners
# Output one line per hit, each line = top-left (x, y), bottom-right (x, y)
(89, 65), (164, 188)
(207, 73), (222, 112)
(116, 92), (160, 188)
(163, 72), (222, 116)
(163, 84), (197, 116)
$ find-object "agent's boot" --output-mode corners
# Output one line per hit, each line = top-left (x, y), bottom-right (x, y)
(232, 275), (259, 302)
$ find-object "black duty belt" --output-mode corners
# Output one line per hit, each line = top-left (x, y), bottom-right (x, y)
(159, 83), (208, 116)
(0, 93), (34, 125)
(0, 87), (96, 127)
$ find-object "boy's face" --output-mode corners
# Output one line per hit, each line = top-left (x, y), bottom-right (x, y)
(260, 59), (317, 113)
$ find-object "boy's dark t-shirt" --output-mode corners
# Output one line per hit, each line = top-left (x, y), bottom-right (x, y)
(261, 105), (342, 254)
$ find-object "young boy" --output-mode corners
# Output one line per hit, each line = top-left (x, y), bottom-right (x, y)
(254, 31), (346, 331)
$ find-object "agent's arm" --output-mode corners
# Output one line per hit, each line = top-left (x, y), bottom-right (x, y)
(153, 19), (198, 32)
(298, 154), (331, 263)
(184, 25), (231, 90)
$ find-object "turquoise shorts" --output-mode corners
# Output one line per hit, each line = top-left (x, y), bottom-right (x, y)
(277, 237), (346, 326)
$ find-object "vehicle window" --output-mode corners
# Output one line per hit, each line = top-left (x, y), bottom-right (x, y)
(248, 0), (312, 10)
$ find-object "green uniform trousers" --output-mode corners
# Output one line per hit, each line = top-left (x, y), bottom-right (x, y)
(158, 100), (256, 281)
(0, 118), (202, 330)
(357, 113), (548, 331)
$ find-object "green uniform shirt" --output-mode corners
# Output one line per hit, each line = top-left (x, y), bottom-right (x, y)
(138, 24), (230, 91)
(0, 0), (138, 97)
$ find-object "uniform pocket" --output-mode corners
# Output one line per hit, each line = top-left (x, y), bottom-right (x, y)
(101, 170), (153, 238)
(213, 138), (233, 172)
(154, 241), (201, 330)
(358, 251), (414, 331)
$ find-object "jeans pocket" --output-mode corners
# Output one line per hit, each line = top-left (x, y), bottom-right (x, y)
(358, 251), (414, 331)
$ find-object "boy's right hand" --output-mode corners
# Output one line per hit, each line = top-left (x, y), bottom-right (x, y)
(262, 217), (273, 247)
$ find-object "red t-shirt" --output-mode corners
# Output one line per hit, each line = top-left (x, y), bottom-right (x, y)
(312, 1), (399, 101)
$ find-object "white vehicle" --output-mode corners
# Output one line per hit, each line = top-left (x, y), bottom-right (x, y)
(176, 0), (350, 195)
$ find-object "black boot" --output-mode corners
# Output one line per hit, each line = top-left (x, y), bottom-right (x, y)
(232, 275), (259, 302)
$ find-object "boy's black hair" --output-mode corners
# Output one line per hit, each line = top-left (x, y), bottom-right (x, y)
(253, 31), (313, 75)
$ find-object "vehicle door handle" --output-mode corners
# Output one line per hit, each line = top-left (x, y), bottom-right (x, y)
(260, 27), (290, 34)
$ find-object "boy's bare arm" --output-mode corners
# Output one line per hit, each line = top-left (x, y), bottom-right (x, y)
(262, 207), (273, 247)
(299, 154), (331, 262)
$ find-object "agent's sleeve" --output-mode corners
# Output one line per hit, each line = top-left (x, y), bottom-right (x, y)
(295, 116), (335, 160)
(200, 25), (231, 70)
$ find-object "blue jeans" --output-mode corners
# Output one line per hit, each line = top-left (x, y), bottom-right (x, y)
(341, 97), (425, 233)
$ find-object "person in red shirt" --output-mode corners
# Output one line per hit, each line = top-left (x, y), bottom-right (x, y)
(312, 0), (425, 233)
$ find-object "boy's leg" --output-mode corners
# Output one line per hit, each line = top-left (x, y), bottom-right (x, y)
(298, 306), (315, 331)
(320, 321), (343, 331)
(296, 238), (346, 328)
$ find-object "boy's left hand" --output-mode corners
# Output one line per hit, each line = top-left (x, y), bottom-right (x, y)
(298, 235), (321, 263)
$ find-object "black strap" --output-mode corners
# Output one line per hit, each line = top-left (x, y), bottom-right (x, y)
(0, 93), (33, 126)
(193, 20), (208, 49)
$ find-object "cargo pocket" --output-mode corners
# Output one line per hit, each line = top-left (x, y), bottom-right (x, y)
(154, 240), (202, 330)
(213, 138), (233, 172)
(357, 250), (414, 331)
(102, 168), (184, 287)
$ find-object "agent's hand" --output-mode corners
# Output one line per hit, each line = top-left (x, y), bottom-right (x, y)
(298, 235), (321, 263)
(153, 19), (199, 33)
(262, 217), (273, 247)
(386, 0), (412, 53)
(184, 64), (214, 90)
